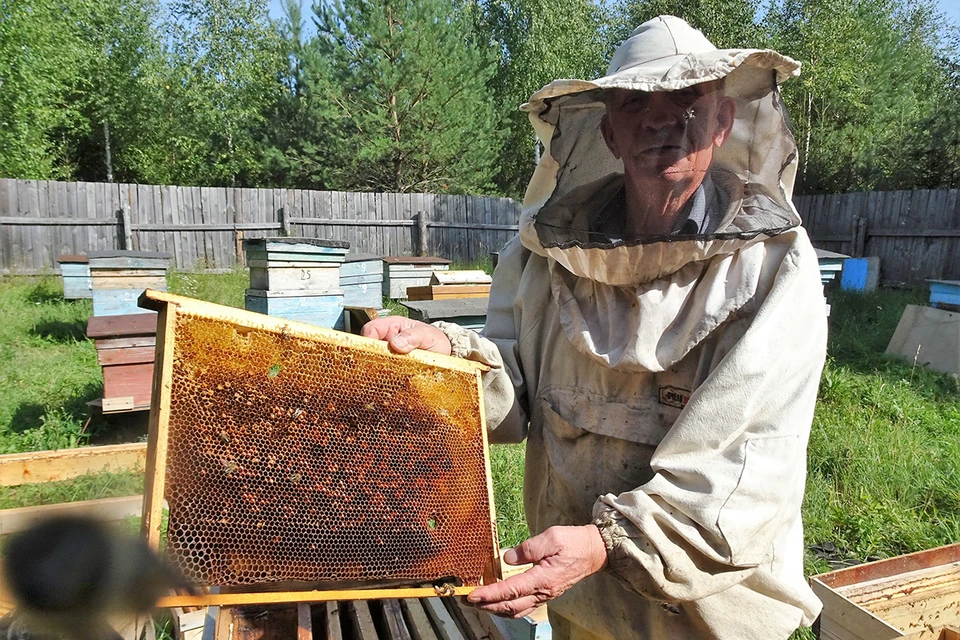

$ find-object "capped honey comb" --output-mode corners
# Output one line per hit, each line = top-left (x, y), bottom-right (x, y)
(139, 290), (499, 596)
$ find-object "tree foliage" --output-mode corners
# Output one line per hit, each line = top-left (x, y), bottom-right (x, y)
(0, 0), (958, 194)
(290, 0), (502, 194)
(0, 0), (97, 179)
(765, 0), (954, 193)
(475, 0), (613, 196)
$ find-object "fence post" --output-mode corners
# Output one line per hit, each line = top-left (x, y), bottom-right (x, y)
(279, 207), (290, 237)
(235, 230), (245, 267)
(118, 206), (133, 250)
(414, 211), (429, 256)
(853, 216), (868, 257)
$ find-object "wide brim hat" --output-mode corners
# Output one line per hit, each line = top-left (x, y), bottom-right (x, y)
(515, 16), (805, 286)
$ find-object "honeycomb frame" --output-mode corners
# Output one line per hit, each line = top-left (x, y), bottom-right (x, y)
(138, 290), (500, 607)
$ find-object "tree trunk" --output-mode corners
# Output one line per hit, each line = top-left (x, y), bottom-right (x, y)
(104, 121), (114, 183)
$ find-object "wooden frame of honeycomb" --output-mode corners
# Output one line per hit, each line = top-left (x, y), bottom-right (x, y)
(138, 290), (501, 608)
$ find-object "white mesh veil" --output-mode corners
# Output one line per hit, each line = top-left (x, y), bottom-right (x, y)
(515, 16), (803, 284)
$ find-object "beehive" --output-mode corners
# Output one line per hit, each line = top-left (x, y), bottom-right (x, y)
(57, 254), (92, 299)
(812, 543), (960, 640)
(138, 290), (499, 606)
(88, 250), (171, 316)
(382, 257), (452, 300)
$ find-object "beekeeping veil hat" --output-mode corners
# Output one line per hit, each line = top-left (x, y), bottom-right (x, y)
(519, 15), (803, 286)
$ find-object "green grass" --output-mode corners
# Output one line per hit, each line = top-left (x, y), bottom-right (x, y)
(0, 469), (144, 510)
(0, 275), (99, 451)
(804, 288), (960, 569)
(490, 443), (528, 548)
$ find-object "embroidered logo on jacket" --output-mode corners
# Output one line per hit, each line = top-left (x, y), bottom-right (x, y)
(659, 386), (691, 409)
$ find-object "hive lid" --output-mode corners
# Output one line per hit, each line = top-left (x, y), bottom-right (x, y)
(86, 313), (159, 339)
(243, 237), (351, 253)
(382, 256), (452, 265)
(343, 253), (382, 263)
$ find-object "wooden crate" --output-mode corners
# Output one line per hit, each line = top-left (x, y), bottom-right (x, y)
(172, 553), (545, 640)
(816, 248), (849, 286)
(928, 280), (960, 310)
(183, 596), (510, 640)
(401, 299), (488, 331)
(242, 237), (350, 266)
(57, 254), (92, 299)
(245, 288), (345, 330)
(406, 284), (492, 301)
(249, 264), (341, 292)
(812, 543), (960, 640)
(382, 257), (452, 299)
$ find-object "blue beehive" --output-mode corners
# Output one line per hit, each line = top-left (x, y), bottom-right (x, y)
(929, 280), (960, 309)
(243, 237), (350, 330)
(382, 256), (452, 299)
(57, 255), (92, 300)
(244, 289), (346, 330)
(88, 250), (171, 316)
(340, 253), (384, 309)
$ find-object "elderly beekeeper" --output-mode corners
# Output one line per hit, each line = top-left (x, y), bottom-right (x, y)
(364, 15), (827, 640)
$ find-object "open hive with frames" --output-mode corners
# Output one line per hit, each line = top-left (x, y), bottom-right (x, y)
(138, 290), (500, 607)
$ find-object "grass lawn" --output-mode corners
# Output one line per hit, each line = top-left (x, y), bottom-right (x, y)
(2, 272), (960, 634)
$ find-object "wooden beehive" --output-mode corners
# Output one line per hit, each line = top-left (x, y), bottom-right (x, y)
(929, 280), (960, 311)
(88, 250), (171, 316)
(382, 257), (452, 300)
(406, 270), (492, 302)
(86, 313), (159, 413)
(138, 290), (500, 608)
(812, 543), (960, 640)
(244, 238), (350, 330)
(57, 254), (92, 299)
(340, 253), (384, 309)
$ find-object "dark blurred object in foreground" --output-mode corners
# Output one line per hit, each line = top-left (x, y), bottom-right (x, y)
(1, 515), (187, 640)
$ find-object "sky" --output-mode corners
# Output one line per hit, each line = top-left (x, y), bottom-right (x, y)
(266, 0), (960, 45)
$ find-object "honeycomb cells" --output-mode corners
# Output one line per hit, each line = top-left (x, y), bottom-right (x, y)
(162, 313), (495, 588)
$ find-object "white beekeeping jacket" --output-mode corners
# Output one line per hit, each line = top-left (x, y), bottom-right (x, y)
(436, 15), (827, 640)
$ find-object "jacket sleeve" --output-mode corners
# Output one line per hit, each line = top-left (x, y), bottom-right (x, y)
(433, 239), (531, 444)
(591, 238), (827, 603)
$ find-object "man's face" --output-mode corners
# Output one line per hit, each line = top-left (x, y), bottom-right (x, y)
(600, 82), (735, 190)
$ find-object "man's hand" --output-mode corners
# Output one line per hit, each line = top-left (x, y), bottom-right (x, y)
(361, 316), (452, 356)
(466, 525), (608, 619)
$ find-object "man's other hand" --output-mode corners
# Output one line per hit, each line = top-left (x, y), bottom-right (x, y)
(361, 317), (452, 356)
(466, 525), (608, 619)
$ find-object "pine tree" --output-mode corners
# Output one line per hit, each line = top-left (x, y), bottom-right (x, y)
(303, 0), (502, 194)
(475, 0), (613, 197)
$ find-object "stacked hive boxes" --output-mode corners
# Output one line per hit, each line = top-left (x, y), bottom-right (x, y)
(84, 250), (170, 413)
(86, 313), (159, 413)
(382, 256), (452, 299)
(57, 255), (92, 299)
(243, 237), (350, 330)
(88, 250), (172, 316)
(340, 253), (384, 309)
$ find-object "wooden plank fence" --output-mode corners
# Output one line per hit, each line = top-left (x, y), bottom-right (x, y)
(0, 179), (521, 273)
(3, 179), (959, 286)
(795, 189), (960, 287)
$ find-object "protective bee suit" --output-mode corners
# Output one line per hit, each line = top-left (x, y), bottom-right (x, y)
(437, 16), (827, 640)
